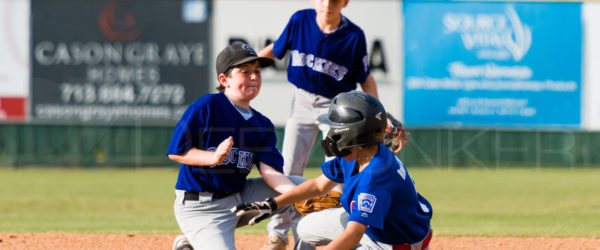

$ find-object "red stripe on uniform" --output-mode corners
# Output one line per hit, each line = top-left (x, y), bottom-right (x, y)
(392, 230), (433, 250)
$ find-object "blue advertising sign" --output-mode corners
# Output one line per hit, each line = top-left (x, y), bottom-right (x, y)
(403, 2), (582, 128)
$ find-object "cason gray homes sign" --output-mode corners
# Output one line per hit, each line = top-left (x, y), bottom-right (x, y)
(31, 0), (212, 124)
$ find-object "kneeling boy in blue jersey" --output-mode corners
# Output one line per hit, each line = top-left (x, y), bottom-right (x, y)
(168, 42), (305, 250)
(232, 91), (433, 250)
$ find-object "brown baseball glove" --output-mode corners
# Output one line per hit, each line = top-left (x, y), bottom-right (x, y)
(384, 112), (409, 153)
(293, 191), (342, 216)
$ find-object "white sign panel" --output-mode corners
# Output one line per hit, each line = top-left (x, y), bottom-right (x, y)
(584, 3), (600, 130)
(213, 0), (402, 126)
(0, 0), (30, 96)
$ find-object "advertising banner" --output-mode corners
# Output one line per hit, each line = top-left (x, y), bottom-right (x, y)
(31, 0), (211, 124)
(404, 2), (582, 128)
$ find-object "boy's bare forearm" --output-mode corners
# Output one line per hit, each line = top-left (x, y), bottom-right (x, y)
(168, 137), (233, 166)
(324, 221), (366, 250)
(360, 73), (379, 99)
(259, 162), (297, 193)
(274, 175), (336, 207)
(258, 43), (276, 59)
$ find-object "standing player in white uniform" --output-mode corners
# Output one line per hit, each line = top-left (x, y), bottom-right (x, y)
(232, 91), (433, 250)
(168, 42), (305, 250)
(259, 0), (379, 248)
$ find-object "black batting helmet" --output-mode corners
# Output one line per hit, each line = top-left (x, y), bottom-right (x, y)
(318, 91), (387, 157)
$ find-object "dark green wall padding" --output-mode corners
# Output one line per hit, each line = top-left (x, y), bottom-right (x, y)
(1, 124), (598, 168)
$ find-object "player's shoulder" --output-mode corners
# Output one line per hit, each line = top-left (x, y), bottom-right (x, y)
(200, 92), (224, 102)
(367, 146), (404, 175)
(186, 92), (221, 109)
(375, 144), (399, 163)
(249, 107), (275, 127)
(288, 9), (315, 24)
(339, 16), (366, 39)
(292, 9), (315, 18)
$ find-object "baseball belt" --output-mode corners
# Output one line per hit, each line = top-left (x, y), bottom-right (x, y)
(184, 191), (233, 200)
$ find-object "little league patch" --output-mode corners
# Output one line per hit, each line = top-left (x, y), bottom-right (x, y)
(358, 193), (377, 213)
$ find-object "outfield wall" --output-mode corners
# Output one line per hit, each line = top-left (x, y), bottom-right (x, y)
(2, 0), (600, 168)
(2, 124), (599, 168)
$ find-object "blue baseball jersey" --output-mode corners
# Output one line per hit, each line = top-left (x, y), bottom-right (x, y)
(272, 9), (370, 99)
(166, 92), (283, 193)
(321, 145), (432, 245)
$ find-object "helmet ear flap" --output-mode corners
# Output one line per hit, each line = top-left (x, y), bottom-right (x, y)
(321, 136), (351, 157)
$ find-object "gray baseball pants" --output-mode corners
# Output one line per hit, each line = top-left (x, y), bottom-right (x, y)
(297, 207), (430, 250)
(174, 176), (306, 250)
(280, 87), (331, 176)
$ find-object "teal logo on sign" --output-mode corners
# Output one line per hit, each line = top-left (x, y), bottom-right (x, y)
(442, 5), (531, 62)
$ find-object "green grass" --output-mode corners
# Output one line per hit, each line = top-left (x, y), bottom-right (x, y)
(0, 167), (599, 237)
(414, 168), (600, 237)
(0, 168), (178, 234)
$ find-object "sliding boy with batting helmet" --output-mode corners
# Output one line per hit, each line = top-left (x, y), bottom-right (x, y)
(232, 91), (433, 249)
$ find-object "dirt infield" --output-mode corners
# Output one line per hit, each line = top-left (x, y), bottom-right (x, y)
(0, 233), (599, 250)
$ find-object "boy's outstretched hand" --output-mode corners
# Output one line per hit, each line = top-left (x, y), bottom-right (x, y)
(213, 136), (233, 164)
(231, 197), (278, 225)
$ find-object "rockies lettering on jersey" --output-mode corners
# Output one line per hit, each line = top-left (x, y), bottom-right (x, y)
(290, 50), (349, 81)
(206, 147), (254, 171)
(272, 9), (370, 98)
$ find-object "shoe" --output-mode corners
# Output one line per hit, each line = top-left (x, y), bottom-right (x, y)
(260, 235), (287, 250)
(172, 234), (194, 250)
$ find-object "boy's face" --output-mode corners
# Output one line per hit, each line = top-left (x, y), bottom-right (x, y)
(312, 0), (348, 21)
(219, 60), (262, 103)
